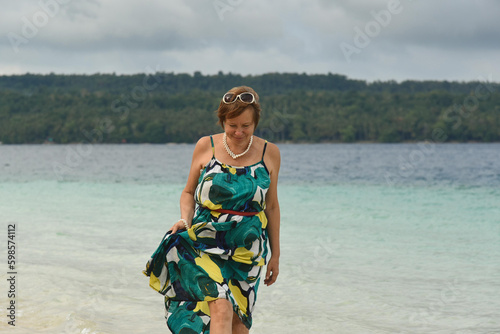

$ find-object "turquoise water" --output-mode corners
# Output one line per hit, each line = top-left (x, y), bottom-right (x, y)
(1, 144), (499, 333)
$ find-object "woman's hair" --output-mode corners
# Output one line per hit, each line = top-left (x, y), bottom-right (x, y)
(216, 86), (261, 129)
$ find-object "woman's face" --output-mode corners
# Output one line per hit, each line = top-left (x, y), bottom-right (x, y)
(223, 106), (255, 143)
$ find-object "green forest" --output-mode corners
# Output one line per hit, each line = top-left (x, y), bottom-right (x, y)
(1, 72), (499, 144)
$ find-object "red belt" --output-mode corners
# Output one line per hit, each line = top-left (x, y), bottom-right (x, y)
(202, 207), (260, 216)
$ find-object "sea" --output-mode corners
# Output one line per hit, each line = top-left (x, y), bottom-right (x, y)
(0, 143), (499, 334)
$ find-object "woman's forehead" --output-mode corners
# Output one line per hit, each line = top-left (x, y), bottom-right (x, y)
(226, 108), (254, 123)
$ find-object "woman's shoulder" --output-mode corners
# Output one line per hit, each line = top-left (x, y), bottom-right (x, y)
(195, 135), (214, 148)
(201, 133), (223, 145)
(258, 137), (280, 157)
(257, 137), (280, 173)
(192, 136), (214, 159)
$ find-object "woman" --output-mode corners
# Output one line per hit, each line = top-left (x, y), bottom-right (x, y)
(144, 86), (281, 333)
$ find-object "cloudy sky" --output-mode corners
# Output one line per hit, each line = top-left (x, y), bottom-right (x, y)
(1, 0), (499, 82)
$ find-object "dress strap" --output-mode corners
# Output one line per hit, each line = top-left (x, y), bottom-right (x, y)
(261, 140), (268, 161)
(209, 135), (215, 158)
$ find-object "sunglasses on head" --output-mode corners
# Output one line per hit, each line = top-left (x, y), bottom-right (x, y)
(222, 92), (256, 104)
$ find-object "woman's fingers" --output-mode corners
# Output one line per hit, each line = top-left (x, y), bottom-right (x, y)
(264, 264), (279, 286)
(170, 221), (186, 234)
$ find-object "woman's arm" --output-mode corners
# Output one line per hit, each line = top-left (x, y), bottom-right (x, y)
(170, 136), (211, 234)
(263, 142), (281, 286)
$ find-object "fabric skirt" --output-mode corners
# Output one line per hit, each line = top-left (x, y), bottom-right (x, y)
(144, 210), (268, 333)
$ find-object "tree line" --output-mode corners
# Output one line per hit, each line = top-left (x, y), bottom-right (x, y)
(0, 72), (499, 144)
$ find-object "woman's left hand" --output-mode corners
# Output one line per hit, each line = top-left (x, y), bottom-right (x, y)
(264, 256), (279, 286)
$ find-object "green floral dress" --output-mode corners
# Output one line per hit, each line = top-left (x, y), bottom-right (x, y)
(144, 135), (270, 333)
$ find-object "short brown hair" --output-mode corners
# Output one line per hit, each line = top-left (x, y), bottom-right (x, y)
(216, 86), (261, 129)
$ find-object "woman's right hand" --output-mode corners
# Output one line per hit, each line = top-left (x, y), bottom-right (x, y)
(169, 219), (188, 234)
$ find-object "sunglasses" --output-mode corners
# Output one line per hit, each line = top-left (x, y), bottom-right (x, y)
(222, 92), (256, 104)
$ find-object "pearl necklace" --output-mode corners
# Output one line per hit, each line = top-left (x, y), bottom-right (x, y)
(223, 133), (253, 159)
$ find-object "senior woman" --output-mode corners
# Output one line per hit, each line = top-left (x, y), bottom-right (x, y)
(144, 86), (281, 334)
